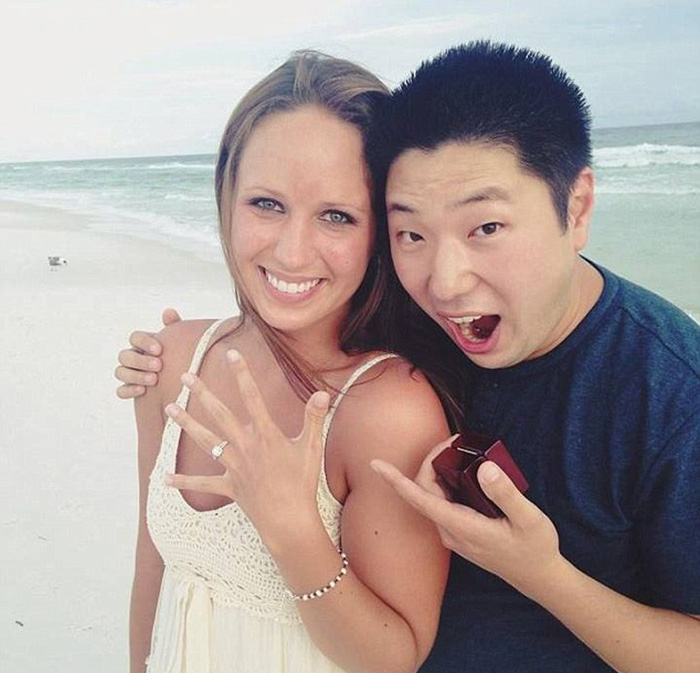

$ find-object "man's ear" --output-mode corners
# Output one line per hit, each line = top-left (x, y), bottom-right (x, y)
(567, 167), (595, 251)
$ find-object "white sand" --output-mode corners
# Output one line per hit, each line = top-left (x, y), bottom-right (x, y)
(0, 200), (235, 672)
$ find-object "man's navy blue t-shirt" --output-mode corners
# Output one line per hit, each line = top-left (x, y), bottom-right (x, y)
(420, 264), (700, 673)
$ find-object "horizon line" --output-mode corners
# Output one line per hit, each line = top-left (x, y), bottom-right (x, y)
(2, 119), (698, 167)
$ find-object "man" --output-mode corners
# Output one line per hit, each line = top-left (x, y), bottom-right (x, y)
(118, 42), (700, 672)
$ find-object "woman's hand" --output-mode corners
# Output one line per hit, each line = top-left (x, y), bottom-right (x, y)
(372, 447), (563, 601)
(115, 308), (182, 399)
(164, 349), (331, 546)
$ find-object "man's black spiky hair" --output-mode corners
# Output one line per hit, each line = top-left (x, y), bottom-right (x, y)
(368, 40), (592, 225)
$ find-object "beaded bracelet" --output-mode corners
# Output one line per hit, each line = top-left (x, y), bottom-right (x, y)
(289, 551), (349, 601)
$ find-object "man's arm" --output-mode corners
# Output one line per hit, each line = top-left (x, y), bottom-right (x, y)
(372, 453), (700, 673)
(115, 308), (181, 399)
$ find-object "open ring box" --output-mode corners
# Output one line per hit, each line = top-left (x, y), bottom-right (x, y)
(431, 432), (529, 518)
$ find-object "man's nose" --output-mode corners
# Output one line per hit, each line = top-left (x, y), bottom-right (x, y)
(428, 241), (479, 303)
(272, 215), (314, 269)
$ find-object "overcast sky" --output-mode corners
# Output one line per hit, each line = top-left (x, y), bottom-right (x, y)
(1, 0), (698, 163)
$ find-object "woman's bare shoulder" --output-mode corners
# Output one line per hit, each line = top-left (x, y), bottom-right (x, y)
(353, 356), (446, 416)
(154, 317), (238, 398)
(333, 356), (451, 473)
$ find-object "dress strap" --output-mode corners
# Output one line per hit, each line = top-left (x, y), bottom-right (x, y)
(174, 319), (227, 409)
(321, 353), (399, 445)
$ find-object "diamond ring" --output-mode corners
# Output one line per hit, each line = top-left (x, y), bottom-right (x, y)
(211, 440), (228, 460)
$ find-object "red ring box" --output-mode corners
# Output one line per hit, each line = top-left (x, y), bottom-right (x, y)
(432, 432), (529, 518)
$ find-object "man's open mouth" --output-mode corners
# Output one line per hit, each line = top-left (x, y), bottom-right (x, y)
(447, 315), (501, 342)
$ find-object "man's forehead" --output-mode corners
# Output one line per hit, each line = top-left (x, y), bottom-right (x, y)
(387, 185), (513, 214)
(389, 139), (520, 171)
(386, 141), (522, 208)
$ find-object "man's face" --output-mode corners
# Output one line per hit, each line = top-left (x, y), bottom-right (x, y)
(386, 141), (596, 369)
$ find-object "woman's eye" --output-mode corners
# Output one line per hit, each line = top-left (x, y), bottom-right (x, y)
(251, 197), (283, 212)
(321, 210), (354, 225)
(397, 231), (424, 244)
(474, 222), (502, 237)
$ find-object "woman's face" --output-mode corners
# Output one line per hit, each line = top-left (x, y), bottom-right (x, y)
(229, 105), (375, 342)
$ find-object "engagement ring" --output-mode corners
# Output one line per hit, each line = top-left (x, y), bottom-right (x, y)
(211, 440), (228, 460)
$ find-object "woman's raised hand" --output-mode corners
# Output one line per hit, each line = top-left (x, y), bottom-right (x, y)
(164, 349), (331, 545)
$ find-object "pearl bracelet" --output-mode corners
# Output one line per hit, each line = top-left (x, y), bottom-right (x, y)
(289, 551), (349, 601)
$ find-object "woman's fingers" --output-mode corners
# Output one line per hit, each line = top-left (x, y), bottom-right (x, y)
(227, 350), (277, 433)
(298, 391), (330, 449)
(181, 372), (245, 442)
(165, 473), (232, 498)
(166, 403), (226, 459)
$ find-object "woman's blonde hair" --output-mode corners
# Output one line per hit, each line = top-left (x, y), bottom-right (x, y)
(214, 50), (390, 399)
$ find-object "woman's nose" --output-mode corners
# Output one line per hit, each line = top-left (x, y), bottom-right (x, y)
(272, 216), (314, 270)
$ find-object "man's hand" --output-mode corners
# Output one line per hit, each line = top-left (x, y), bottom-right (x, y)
(115, 308), (181, 399)
(371, 445), (562, 600)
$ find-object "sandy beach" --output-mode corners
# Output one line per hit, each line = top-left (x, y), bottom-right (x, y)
(0, 199), (234, 672)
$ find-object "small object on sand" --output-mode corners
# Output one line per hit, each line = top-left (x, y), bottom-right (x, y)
(15, 620), (24, 627)
(48, 256), (68, 269)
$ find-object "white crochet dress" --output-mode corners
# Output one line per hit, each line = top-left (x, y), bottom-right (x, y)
(146, 319), (396, 673)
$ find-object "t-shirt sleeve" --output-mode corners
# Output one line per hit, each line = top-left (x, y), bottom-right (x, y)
(635, 411), (700, 613)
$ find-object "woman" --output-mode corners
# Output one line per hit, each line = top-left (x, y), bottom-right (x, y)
(128, 51), (451, 673)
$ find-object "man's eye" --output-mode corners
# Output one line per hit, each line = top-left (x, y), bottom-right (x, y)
(398, 231), (424, 243)
(321, 210), (354, 225)
(251, 198), (283, 212)
(474, 222), (502, 237)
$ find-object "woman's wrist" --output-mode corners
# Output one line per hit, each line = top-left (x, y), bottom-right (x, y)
(263, 521), (348, 598)
(287, 550), (349, 601)
(258, 506), (328, 558)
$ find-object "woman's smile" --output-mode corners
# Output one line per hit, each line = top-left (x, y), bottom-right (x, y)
(261, 267), (324, 299)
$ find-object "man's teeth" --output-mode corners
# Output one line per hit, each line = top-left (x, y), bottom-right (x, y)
(265, 271), (321, 294)
(447, 315), (486, 342)
(447, 316), (483, 325)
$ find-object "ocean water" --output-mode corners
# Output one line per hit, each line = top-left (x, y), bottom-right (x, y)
(1, 121), (698, 315)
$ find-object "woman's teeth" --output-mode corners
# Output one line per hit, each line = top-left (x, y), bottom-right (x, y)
(265, 270), (321, 295)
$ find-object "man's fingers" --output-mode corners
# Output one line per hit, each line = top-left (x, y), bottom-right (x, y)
(162, 307), (182, 326)
(371, 459), (454, 525)
(116, 384), (146, 400)
(414, 434), (458, 492)
(114, 364), (158, 387)
(128, 330), (162, 356)
(477, 461), (537, 525)
(118, 348), (162, 372)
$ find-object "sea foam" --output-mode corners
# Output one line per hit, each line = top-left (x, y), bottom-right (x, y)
(594, 143), (700, 168)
